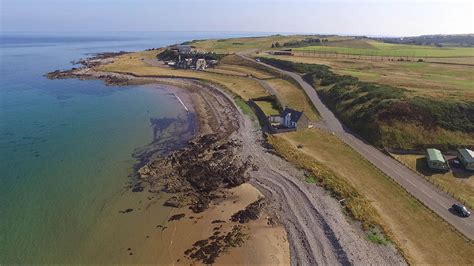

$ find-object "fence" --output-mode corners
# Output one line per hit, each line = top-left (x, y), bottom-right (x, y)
(294, 50), (424, 62)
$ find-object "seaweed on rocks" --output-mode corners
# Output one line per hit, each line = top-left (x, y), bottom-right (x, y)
(230, 198), (265, 223)
(183, 225), (248, 264)
(138, 133), (251, 213)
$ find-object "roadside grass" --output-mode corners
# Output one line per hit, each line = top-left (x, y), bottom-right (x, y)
(204, 67), (248, 77)
(366, 230), (390, 246)
(295, 39), (474, 58)
(234, 96), (257, 120)
(272, 128), (474, 264)
(214, 64), (275, 79)
(265, 79), (320, 121)
(219, 54), (280, 77)
(392, 153), (474, 209)
(304, 174), (318, 184)
(97, 51), (269, 100)
(260, 54), (474, 101)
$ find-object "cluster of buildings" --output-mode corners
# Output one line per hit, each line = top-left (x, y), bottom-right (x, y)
(165, 45), (218, 71)
(426, 148), (474, 171)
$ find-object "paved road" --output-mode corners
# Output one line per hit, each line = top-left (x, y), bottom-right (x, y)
(241, 55), (474, 240)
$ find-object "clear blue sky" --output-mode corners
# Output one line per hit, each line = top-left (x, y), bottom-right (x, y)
(1, 0), (473, 36)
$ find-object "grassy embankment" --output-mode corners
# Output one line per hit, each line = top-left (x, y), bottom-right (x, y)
(258, 57), (474, 150)
(269, 129), (474, 264)
(392, 153), (474, 209)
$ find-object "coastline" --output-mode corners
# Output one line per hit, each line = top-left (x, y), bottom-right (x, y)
(46, 51), (405, 265)
(47, 54), (291, 264)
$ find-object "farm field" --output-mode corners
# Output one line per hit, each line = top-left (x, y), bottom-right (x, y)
(294, 39), (474, 58)
(392, 153), (474, 209)
(272, 128), (474, 264)
(261, 54), (474, 100)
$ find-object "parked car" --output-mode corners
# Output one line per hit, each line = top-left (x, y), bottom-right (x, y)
(451, 204), (471, 217)
(450, 159), (462, 168)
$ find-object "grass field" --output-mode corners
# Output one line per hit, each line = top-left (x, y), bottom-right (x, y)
(295, 39), (474, 58)
(272, 129), (474, 264)
(260, 54), (474, 100)
(97, 51), (269, 100)
(265, 78), (319, 121)
(254, 100), (280, 116)
(392, 153), (474, 209)
(189, 35), (350, 54)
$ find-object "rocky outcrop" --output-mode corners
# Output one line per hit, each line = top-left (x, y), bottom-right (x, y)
(138, 134), (251, 213)
(230, 198), (265, 223)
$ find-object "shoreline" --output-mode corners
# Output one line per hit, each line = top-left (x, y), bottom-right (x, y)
(46, 51), (405, 265)
(48, 54), (291, 264)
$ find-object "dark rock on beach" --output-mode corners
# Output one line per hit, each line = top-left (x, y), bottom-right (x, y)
(230, 199), (265, 224)
(119, 208), (134, 213)
(168, 213), (186, 222)
(138, 133), (251, 213)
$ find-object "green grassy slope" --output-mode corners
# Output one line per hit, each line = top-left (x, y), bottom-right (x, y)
(258, 57), (474, 150)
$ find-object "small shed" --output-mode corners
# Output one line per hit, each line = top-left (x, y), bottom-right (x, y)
(457, 148), (474, 171)
(426, 148), (448, 171)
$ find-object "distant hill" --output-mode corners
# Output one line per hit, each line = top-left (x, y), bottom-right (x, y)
(372, 34), (474, 47)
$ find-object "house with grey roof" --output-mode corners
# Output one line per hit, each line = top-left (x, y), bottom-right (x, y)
(267, 107), (309, 132)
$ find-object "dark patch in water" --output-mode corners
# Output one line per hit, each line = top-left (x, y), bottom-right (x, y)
(129, 111), (197, 192)
(132, 185), (144, 192)
(150, 117), (177, 142)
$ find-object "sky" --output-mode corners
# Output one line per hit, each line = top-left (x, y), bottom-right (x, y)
(1, 0), (473, 36)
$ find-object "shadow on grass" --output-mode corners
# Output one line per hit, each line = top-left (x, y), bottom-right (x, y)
(452, 168), (474, 179)
(415, 157), (474, 179)
(415, 157), (438, 176)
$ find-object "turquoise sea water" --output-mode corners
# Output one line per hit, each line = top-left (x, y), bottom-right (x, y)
(0, 31), (267, 263)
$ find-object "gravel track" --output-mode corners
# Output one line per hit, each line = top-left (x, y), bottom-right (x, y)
(226, 86), (405, 265)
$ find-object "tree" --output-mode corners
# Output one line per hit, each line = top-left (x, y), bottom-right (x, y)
(275, 42), (281, 48)
(271, 43), (275, 48)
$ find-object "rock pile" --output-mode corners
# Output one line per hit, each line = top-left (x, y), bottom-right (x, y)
(138, 134), (251, 213)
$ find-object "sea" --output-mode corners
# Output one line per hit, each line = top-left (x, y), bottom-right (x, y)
(0, 31), (267, 263)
